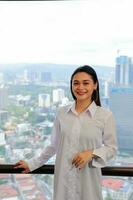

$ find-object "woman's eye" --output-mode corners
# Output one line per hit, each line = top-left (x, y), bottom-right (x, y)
(73, 82), (79, 85)
(83, 82), (89, 85)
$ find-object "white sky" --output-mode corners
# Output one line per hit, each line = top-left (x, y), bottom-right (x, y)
(0, 0), (133, 66)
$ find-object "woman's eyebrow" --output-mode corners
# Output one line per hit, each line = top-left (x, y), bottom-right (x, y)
(73, 79), (91, 82)
(83, 80), (91, 82)
(73, 80), (79, 82)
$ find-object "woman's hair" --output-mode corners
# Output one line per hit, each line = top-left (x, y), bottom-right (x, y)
(70, 65), (101, 106)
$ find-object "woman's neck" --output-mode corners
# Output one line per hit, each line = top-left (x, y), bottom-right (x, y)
(75, 100), (92, 114)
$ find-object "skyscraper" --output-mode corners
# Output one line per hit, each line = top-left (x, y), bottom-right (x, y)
(23, 69), (38, 82)
(115, 55), (133, 86)
(109, 87), (133, 152)
(110, 55), (133, 152)
(0, 85), (8, 110)
(40, 72), (52, 82)
(0, 85), (8, 125)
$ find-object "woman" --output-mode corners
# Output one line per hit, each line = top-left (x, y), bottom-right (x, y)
(15, 65), (117, 200)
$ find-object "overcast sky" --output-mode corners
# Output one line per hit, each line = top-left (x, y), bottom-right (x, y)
(0, 0), (133, 67)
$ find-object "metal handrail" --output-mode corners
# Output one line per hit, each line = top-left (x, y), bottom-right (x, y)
(0, 164), (133, 176)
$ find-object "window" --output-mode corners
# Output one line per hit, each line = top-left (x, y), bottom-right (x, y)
(0, 1), (133, 199)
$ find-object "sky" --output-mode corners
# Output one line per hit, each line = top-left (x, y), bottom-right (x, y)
(0, 0), (133, 67)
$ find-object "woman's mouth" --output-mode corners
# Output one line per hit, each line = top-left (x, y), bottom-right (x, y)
(76, 92), (86, 95)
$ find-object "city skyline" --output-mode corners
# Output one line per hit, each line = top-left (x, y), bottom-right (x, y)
(0, 49), (133, 199)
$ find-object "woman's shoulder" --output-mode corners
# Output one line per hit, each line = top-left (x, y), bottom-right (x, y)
(96, 106), (114, 118)
(56, 103), (73, 115)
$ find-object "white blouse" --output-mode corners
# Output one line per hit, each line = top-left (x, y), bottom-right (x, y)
(27, 101), (117, 200)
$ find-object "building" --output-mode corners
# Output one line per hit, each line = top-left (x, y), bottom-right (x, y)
(109, 87), (133, 152)
(109, 55), (133, 153)
(0, 132), (6, 145)
(40, 72), (52, 82)
(0, 110), (8, 125)
(115, 55), (133, 86)
(23, 69), (38, 82)
(102, 178), (133, 200)
(0, 85), (8, 110)
(16, 95), (31, 106)
(38, 93), (50, 108)
(52, 88), (65, 103)
(16, 123), (31, 134)
(101, 80), (110, 108)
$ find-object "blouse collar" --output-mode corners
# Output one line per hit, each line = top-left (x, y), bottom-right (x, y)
(66, 101), (97, 118)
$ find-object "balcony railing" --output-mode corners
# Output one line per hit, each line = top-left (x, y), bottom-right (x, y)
(0, 164), (133, 177)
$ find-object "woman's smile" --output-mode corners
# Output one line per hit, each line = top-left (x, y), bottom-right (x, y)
(72, 72), (97, 102)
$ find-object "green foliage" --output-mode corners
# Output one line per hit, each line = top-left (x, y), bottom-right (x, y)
(7, 84), (71, 126)
(7, 105), (30, 123)
(8, 84), (54, 98)
(28, 111), (38, 125)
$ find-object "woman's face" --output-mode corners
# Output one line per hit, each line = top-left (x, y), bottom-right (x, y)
(72, 72), (97, 102)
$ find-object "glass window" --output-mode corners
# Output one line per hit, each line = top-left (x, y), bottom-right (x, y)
(0, 1), (133, 199)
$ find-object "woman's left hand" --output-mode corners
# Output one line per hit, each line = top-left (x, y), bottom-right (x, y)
(72, 150), (93, 169)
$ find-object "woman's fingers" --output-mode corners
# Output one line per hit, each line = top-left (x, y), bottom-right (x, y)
(75, 160), (84, 168)
(22, 169), (30, 173)
(72, 155), (84, 168)
(78, 162), (85, 170)
(72, 150), (93, 169)
(72, 155), (80, 164)
(14, 162), (24, 168)
(14, 160), (30, 173)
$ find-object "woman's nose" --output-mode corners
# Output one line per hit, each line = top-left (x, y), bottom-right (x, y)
(77, 84), (84, 89)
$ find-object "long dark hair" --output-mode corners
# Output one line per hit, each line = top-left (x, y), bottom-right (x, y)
(70, 65), (101, 106)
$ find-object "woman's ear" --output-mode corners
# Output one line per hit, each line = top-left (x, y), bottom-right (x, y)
(94, 82), (97, 90)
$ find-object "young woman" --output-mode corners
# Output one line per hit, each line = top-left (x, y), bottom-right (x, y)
(15, 65), (117, 200)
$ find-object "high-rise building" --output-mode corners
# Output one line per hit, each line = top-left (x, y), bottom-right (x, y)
(40, 72), (52, 82)
(23, 69), (28, 81)
(109, 87), (133, 152)
(104, 81), (109, 97)
(38, 94), (50, 108)
(0, 85), (8, 110)
(110, 55), (133, 152)
(23, 69), (38, 82)
(115, 55), (133, 86)
(52, 89), (65, 103)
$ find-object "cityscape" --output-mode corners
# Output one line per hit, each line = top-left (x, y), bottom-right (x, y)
(0, 55), (133, 199)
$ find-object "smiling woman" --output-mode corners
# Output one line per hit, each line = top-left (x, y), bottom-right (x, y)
(0, 1), (133, 200)
(15, 65), (117, 200)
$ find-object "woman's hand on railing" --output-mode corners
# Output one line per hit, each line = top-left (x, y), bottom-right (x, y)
(14, 160), (30, 173)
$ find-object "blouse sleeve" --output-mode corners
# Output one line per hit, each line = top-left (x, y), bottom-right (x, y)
(92, 112), (118, 168)
(27, 114), (60, 171)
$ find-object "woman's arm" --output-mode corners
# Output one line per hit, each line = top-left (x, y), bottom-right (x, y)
(15, 115), (61, 172)
(92, 112), (118, 168)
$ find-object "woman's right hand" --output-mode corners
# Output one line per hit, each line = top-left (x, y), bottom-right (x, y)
(14, 160), (30, 173)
